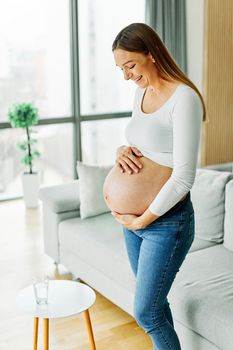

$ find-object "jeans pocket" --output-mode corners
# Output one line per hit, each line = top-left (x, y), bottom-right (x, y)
(133, 228), (147, 237)
(153, 211), (183, 228)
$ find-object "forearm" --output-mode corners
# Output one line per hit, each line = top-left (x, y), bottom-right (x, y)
(137, 208), (159, 229)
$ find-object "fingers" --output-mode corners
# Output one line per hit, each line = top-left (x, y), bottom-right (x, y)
(127, 147), (143, 169)
(116, 163), (125, 173)
(131, 147), (143, 157)
(119, 156), (141, 174)
(116, 146), (143, 173)
(128, 153), (143, 170)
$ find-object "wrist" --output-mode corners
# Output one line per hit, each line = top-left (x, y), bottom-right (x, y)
(135, 216), (149, 229)
(135, 217), (144, 229)
(137, 209), (159, 229)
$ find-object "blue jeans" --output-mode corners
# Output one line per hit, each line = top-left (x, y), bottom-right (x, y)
(123, 193), (195, 350)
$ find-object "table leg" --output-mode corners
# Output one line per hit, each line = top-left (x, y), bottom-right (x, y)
(43, 318), (49, 350)
(33, 317), (39, 350)
(84, 309), (96, 350)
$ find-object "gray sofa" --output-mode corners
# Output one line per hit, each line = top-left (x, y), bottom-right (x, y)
(39, 163), (233, 350)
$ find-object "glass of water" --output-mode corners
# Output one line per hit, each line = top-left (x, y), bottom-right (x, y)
(33, 276), (49, 305)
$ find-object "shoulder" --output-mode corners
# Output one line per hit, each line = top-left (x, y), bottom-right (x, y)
(174, 85), (202, 106)
(172, 84), (203, 118)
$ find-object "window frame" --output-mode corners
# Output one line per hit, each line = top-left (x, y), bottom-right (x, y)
(0, 0), (133, 200)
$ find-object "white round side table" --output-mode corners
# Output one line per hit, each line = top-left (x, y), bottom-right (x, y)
(16, 280), (96, 350)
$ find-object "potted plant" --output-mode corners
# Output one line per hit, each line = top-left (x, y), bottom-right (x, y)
(8, 102), (40, 208)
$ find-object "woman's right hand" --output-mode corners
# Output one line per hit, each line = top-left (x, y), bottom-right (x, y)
(116, 145), (143, 174)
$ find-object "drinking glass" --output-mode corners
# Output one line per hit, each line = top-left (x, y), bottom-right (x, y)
(33, 276), (49, 305)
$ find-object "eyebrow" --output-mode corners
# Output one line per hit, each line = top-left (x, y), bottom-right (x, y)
(116, 60), (134, 67)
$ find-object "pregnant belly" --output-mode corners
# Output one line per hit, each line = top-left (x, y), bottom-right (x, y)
(103, 157), (172, 215)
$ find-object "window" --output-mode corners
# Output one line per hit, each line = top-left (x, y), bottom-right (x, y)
(78, 0), (145, 115)
(0, 124), (74, 199)
(0, 0), (71, 121)
(81, 118), (130, 165)
(0, 0), (146, 200)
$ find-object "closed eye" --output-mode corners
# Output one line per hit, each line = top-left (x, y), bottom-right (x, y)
(120, 64), (136, 71)
(129, 64), (136, 69)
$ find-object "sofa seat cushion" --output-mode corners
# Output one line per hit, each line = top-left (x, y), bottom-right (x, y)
(169, 244), (233, 350)
(189, 237), (218, 252)
(59, 213), (135, 292)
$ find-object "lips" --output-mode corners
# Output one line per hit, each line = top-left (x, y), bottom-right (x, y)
(134, 75), (142, 83)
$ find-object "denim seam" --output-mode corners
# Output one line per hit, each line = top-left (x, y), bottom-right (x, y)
(158, 326), (173, 349)
(147, 323), (173, 349)
(150, 223), (183, 349)
(153, 222), (183, 306)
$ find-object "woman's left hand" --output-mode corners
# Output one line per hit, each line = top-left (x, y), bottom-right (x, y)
(111, 211), (143, 230)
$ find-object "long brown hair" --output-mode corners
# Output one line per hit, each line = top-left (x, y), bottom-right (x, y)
(112, 22), (206, 121)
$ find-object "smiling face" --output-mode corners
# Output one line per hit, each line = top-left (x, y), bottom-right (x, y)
(113, 49), (159, 88)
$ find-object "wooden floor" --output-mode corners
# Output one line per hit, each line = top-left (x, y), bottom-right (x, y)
(0, 199), (152, 350)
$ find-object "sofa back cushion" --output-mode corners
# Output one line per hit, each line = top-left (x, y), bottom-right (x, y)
(76, 161), (113, 219)
(191, 169), (233, 243)
(223, 179), (233, 252)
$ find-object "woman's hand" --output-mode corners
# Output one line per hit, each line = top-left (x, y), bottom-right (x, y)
(111, 211), (143, 230)
(116, 145), (143, 174)
(111, 208), (159, 230)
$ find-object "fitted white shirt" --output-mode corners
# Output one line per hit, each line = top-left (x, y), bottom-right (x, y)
(125, 84), (203, 216)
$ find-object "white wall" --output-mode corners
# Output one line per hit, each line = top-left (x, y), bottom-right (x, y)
(186, 0), (204, 91)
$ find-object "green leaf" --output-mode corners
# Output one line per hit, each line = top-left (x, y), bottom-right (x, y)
(32, 150), (40, 157)
(7, 102), (39, 128)
(23, 155), (33, 165)
(7, 102), (41, 171)
(18, 143), (27, 151)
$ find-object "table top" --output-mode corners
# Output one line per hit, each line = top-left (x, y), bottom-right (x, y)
(16, 280), (96, 319)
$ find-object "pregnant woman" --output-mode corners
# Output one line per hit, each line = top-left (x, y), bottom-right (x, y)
(103, 23), (205, 350)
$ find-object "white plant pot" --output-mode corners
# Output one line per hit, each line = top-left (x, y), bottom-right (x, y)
(21, 172), (40, 208)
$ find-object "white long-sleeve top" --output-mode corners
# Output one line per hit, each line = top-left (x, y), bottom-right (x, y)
(125, 84), (203, 216)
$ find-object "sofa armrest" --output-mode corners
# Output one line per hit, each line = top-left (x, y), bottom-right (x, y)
(202, 162), (233, 172)
(39, 181), (80, 263)
(39, 180), (80, 214)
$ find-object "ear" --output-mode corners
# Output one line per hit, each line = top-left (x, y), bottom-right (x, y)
(148, 52), (155, 63)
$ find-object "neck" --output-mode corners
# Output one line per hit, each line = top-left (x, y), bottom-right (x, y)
(147, 79), (177, 95)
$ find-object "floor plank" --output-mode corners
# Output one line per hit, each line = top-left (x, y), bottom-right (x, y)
(0, 199), (152, 349)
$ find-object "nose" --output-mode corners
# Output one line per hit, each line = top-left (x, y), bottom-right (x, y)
(123, 69), (132, 80)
